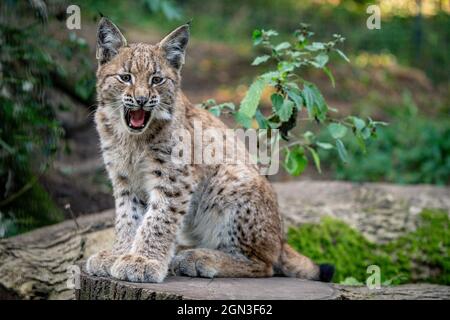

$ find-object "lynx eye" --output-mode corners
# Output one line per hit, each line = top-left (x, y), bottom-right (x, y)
(119, 74), (132, 83)
(151, 76), (164, 85)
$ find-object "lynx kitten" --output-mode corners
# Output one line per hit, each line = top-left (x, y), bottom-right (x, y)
(86, 18), (334, 283)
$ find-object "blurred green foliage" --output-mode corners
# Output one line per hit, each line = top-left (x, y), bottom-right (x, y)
(63, 32), (96, 102)
(288, 209), (450, 285)
(141, 0), (182, 21)
(87, 0), (449, 83)
(0, 1), (94, 237)
(319, 94), (450, 185)
(0, 11), (62, 236)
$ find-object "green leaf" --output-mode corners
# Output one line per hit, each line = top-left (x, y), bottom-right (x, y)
(259, 71), (280, 82)
(302, 84), (315, 116)
(349, 117), (370, 146)
(368, 117), (389, 127)
(313, 52), (329, 68)
(234, 111), (253, 129)
(286, 87), (303, 110)
(270, 93), (283, 111)
(205, 102), (235, 117)
(305, 42), (325, 51)
(277, 100), (294, 122)
(272, 94), (294, 122)
(307, 146), (321, 174)
(264, 29), (279, 37)
(278, 61), (296, 73)
(208, 106), (221, 117)
(303, 131), (314, 142)
(361, 127), (371, 140)
(238, 77), (267, 118)
(322, 66), (335, 88)
(274, 42), (291, 52)
(336, 139), (348, 163)
(252, 29), (263, 45)
(356, 134), (367, 154)
(255, 109), (268, 129)
(302, 83), (328, 121)
(350, 116), (366, 132)
(335, 49), (350, 63)
(328, 123), (348, 139)
(284, 146), (308, 176)
(316, 142), (334, 150)
(217, 102), (236, 111)
(329, 106), (339, 113)
(251, 55), (271, 66)
(267, 119), (281, 129)
(206, 98), (216, 105)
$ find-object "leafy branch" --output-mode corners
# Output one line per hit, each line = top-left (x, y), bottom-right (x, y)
(200, 23), (387, 176)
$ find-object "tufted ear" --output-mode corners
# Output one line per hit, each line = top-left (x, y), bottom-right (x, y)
(96, 18), (127, 65)
(158, 24), (190, 71)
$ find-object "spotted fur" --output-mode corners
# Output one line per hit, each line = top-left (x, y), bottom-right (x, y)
(86, 18), (333, 283)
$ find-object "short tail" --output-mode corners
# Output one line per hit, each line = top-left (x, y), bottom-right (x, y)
(278, 243), (335, 282)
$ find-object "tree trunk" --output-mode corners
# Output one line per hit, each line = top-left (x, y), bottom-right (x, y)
(76, 270), (450, 300)
(76, 270), (340, 300)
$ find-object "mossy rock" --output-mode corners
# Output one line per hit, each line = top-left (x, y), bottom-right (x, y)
(288, 209), (450, 285)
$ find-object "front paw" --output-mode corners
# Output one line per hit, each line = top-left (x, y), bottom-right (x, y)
(110, 254), (166, 283)
(86, 250), (118, 277)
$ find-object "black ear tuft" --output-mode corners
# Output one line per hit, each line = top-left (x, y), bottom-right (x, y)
(96, 18), (127, 65)
(158, 24), (190, 71)
(319, 264), (335, 282)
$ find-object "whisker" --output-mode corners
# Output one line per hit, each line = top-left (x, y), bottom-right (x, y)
(158, 102), (173, 110)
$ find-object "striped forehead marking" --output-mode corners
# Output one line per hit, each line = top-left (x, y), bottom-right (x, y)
(127, 44), (159, 74)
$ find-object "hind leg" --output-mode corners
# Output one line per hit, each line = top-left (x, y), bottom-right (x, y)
(170, 248), (273, 278)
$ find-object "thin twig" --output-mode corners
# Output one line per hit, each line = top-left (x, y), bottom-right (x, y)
(65, 203), (80, 230)
(0, 176), (38, 207)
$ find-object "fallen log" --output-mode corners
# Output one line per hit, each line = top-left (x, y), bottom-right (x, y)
(334, 283), (450, 300)
(1, 181), (449, 299)
(0, 209), (114, 300)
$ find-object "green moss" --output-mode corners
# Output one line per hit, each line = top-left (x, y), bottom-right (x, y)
(287, 209), (449, 285)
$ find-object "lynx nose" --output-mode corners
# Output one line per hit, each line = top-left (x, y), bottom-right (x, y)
(135, 96), (148, 107)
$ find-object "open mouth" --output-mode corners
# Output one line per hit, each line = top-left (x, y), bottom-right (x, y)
(124, 108), (151, 131)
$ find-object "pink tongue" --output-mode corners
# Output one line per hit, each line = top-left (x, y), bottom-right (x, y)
(130, 109), (146, 127)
